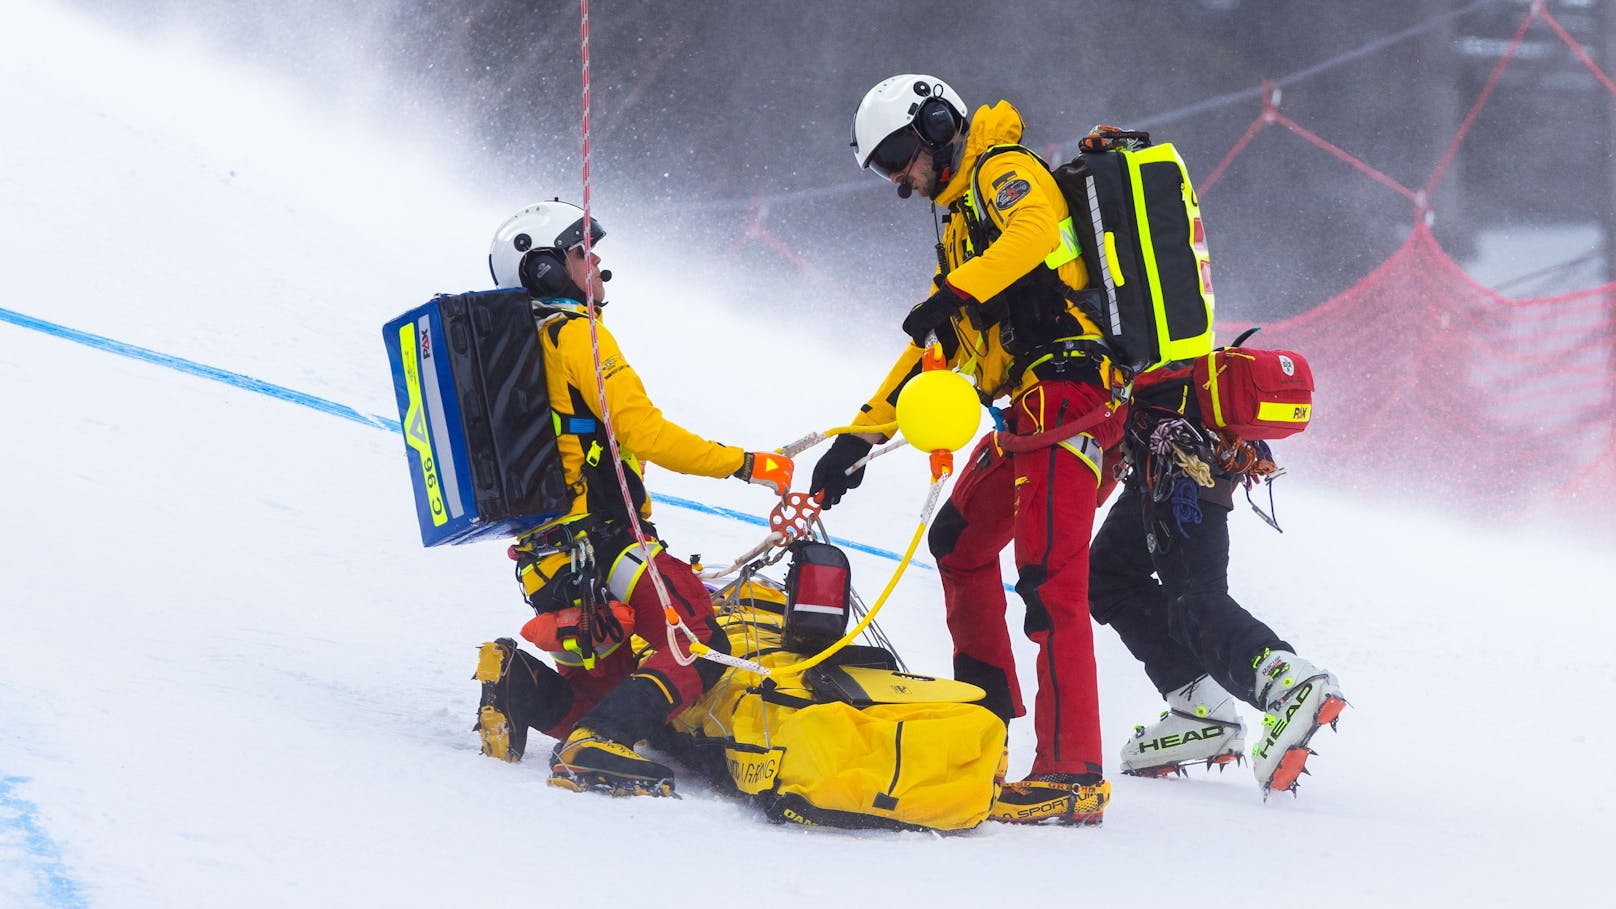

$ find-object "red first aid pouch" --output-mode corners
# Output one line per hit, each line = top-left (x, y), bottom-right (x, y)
(782, 541), (852, 655)
(1193, 348), (1314, 439)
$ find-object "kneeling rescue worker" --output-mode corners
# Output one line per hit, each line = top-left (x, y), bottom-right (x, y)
(473, 200), (793, 797)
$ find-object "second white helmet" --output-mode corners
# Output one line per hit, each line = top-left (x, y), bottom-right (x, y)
(488, 200), (605, 296)
(850, 74), (968, 178)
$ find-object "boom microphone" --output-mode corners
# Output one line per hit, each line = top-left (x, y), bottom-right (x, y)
(600, 269), (612, 282)
(897, 183), (912, 200)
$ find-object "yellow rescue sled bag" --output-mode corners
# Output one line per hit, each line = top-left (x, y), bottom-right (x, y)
(664, 576), (1006, 831)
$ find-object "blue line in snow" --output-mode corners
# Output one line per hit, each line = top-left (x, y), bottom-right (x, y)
(0, 307), (400, 433)
(0, 776), (88, 909)
(0, 305), (944, 574)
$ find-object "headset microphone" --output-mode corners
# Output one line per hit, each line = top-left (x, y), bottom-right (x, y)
(897, 183), (912, 200)
(600, 269), (613, 282)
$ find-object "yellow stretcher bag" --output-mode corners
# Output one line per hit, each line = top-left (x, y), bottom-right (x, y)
(662, 576), (1006, 831)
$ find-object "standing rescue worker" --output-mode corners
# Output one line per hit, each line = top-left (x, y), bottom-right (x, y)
(473, 200), (793, 797)
(1091, 363), (1347, 797)
(809, 75), (1125, 825)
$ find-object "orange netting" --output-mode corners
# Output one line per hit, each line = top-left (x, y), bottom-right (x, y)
(1200, 1), (1616, 515)
(1228, 223), (1616, 508)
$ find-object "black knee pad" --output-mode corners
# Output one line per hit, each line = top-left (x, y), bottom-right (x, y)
(508, 648), (572, 733)
(928, 501), (966, 560)
(585, 671), (678, 746)
(1015, 565), (1052, 636)
(954, 653), (1015, 723)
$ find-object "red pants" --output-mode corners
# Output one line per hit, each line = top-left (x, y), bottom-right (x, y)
(538, 549), (725, 742)
(929, 380), (1124, 777)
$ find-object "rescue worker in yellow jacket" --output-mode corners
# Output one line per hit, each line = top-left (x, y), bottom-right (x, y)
(473, 200), (793, 797)
(810, 76), (1126, 825)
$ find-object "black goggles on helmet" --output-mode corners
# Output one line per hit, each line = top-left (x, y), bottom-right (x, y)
(554, 216), (605, 252)
(864, 127), (922, 179)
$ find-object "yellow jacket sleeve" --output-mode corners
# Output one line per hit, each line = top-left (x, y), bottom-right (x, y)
(558, 318), (745, 479)
(944, 147), (1066, 305)
(849, 343), (925, 435)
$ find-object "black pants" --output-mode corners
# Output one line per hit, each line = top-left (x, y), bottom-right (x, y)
(1089, 477), (1288, 707)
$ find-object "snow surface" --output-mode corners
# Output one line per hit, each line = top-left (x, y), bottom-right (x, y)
(4, 4), (1613, 907)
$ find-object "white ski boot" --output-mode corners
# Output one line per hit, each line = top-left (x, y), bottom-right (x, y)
(1251, 649), (1348, 798)
(1120, 675), (1246, 778)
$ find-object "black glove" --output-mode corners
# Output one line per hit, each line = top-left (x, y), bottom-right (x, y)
(809, 434), (875, 509)
(902, 282), (967, 350)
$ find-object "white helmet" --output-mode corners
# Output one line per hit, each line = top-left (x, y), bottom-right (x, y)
(487, 199), (605, 296)
(850, 74), (968, 178)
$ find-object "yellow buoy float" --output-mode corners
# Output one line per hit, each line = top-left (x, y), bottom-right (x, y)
(896, 368), (980, 453)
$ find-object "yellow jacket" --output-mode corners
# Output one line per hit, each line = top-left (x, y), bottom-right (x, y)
(851, 101), (1104, 433)
(537, 302), (744, 527)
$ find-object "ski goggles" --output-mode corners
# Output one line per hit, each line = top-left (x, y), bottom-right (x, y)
(554, 215), (605, 252)
(864, 127), (923, 180)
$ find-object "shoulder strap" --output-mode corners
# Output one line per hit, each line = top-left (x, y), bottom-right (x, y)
(543, 323), (646, 523)
(533, 308), (597, 436)
(533, 304), (580, 344)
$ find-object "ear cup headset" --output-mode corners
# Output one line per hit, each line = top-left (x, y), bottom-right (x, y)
(914, 96), (961, 147)
(518, 247), (613, 298)
(897, 94), (964, 198)
(518, 246), (569, 297)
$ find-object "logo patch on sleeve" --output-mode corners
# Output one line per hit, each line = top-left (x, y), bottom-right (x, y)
(993, 179), (1032, 211)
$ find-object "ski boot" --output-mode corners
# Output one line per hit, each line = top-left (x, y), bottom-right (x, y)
(988, 774), (1109, 826)
(1121, 674), (1246, 778)
(1250, 649), (1348, 797)
(549, 727), (677, 797)
(473, 638), (567, 762)
(473, 639), (527, 762)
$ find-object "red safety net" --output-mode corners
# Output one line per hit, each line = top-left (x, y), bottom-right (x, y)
(1204, 2), (1616, 519)
(1230, 222), (1616, 512)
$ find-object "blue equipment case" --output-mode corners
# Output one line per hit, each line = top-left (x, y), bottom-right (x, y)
(382, 289), (571, 546)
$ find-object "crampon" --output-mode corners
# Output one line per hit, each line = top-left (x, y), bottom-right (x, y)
(1128, 750), (1245, 780)
(548, 728), (678, 798)
(1258, 689), (1348, 798)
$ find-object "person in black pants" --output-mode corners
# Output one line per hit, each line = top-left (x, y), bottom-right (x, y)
(1089, 369), (1347, 797)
